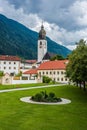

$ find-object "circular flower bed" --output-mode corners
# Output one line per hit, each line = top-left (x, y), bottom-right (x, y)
(31, 91), (62, 103)
(20, 97), (71, 105)
(20, 91), (71, 105)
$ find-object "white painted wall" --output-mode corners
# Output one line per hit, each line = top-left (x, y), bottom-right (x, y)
(20, 62), (33, 69)
(0, 60), (20, 74)
(11, 79), (38, 84)
(11, 74), (38, 84)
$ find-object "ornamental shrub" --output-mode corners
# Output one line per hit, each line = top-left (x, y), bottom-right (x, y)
(49, 92), (55, 98)
(31, 91), (62, 103)
(33, 93), (43, 102)
(43, 76), (52, 83)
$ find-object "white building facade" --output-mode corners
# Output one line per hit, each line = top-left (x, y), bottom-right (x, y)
(0, 55), (20, 74)
(38, 60), (69, 84)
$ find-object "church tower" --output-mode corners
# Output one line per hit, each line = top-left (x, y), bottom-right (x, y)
(37, 24), (47, 62)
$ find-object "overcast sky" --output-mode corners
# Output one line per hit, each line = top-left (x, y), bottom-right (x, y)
(0, 0), (87, 50)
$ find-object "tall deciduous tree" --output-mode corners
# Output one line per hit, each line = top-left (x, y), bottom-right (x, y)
(66, 39), (87, 91)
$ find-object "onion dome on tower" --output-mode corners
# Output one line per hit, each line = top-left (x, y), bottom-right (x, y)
(39, 24), (46, 40)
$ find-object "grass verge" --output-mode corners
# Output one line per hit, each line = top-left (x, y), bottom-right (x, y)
(0, 85), (87, 130)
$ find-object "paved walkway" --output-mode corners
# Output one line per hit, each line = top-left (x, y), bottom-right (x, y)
(0, 84), (64, 93)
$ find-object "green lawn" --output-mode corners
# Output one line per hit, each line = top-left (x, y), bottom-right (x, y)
(0, 85), (87, 130)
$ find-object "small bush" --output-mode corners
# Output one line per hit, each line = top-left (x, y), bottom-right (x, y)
(57, 98), (62, 102)
(41, 91), (48, 99)
(32, 93), (43, 102)
(49, 92), (55, 98)
(43, 76), (52, 83)
(15, 71), (22, 77)
(0, 71), (4, 77)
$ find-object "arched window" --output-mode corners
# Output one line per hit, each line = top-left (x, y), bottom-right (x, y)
(40, 41), (42, 45)
(39, 41), (42, 48)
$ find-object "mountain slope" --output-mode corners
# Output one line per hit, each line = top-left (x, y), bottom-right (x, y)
(0, 14), (71, 59)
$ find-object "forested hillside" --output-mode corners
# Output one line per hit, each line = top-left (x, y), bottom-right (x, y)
(0, 14), (71, 59)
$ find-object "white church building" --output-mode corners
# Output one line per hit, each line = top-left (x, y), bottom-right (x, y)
(23, 24), (69, 84)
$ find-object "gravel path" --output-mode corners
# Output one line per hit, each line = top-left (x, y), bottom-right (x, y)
(0, 84), (64, 93)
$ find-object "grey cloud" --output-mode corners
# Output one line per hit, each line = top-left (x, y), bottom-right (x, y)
(1, 0), (87, 50)
(7, 0), (78, 31)
(8, 0), (41, 13)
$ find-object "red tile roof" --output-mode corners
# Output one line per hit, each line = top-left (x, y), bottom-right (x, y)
(38, 60), (68, 70)
(23, 69), (38, 74)
(0, 55), (20, 61)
